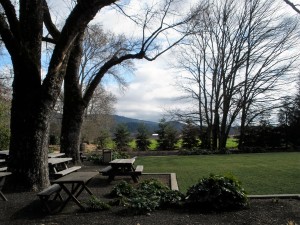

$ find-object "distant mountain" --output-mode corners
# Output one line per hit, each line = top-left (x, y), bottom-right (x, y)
(112, 115), (159, 134)
(50, 113), (183, 135)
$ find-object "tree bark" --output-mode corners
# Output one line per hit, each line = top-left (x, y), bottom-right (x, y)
(60, 34), (85, 162)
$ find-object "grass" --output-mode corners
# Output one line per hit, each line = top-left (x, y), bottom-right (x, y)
(127, 137), (238, 151)
(135, 152), (300, 195)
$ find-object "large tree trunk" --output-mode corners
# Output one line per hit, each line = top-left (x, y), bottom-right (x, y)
(7, 0), (50, 191)
(60, 104), (85, 163)
(60, 34), (85, 163)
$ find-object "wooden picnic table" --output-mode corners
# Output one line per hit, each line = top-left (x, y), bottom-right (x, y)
(0, 172), (12, 201)
(110, 158), (136, 170)
(48, 157), (72, 167)
(0, 151), (64, 159)
(52, 171), (98, 212)
(100, 158), (143, 183)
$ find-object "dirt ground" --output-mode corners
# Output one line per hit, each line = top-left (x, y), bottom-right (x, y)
(0, 161), (299, 225)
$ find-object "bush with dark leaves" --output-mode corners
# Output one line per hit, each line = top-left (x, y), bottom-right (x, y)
(185, 174), (249, 211)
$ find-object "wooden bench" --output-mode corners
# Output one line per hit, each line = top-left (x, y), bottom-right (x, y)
(37, 184), (63, 213)
(54, 166), (81, 178)
(0, 167), (7, 172)
(134, 165), (144, 175)
(99, 166), (112, 175)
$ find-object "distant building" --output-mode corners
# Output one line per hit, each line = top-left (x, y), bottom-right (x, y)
(152, 134), (159, 139)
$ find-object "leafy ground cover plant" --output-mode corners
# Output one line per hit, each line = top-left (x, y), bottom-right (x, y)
(109, 180), (135, 198)
(109, 179), (184, 214)
(84, 196), (111, 212)
(185, 174), (249, 211)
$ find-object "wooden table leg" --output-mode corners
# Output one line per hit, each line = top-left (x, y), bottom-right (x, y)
(0, 191), (8, 201)
(74, 184), (93, 198)
(58, 183), (84, 212)
(131, 175), (139, 183)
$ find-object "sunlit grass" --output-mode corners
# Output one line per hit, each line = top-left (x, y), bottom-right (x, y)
(226, 137), (238, 149)
(136, 152), (300, 195)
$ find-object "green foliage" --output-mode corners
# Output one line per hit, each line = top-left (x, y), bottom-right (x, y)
(127, 195), (160, 214)
(226, 138), (238, 149)
(112, 150), (129, 160)
(0, 126), (9, 150)
(88, 153), (102, 164)
(0, 100), (10, 150)
(110, 181), (135, 198)
(49, 134), (59, 145)
(110, 179), (184, 214)
(181, 120), (199, 150)
(95, 130), (111, 149)
(84, 196), (111, 211)
(156, 118), (179, 150)
(149, 139), (158, 150)
(278, 94), (300, 148)
(185, 174), (249, 211)
(136, 123), (151, 151)
(113, 124), (131, 151)
(239, 125), (284, 150)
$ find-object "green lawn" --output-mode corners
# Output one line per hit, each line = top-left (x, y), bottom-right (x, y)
(135, 152), (300, 195)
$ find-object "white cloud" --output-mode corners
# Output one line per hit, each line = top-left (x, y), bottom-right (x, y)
(106, 55), (187, 122)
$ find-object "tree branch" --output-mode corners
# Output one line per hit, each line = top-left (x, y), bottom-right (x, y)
(0, 13), (19, 58)
(43, 0), (60, 41)
(283, 0), (300, 14)
(0, 0), (20, 39)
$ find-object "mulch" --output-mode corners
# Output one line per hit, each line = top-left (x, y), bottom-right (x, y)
(0, 161), (299, 225)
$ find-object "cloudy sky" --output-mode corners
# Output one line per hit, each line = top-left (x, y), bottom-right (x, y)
(93, 0), (298, 123)
(93, 0), (193, 122)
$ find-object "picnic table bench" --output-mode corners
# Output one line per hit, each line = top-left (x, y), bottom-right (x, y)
(0, 172), (12, 201)
(37, 184), (63, 213)
(48, 157), (81, 179)
(100, 158), (143, 183)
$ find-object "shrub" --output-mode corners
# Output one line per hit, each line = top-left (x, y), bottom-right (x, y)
(112, 150), (129, 160)
(84, 196), (111, 212)
(109, 179), (184, 214)
(136, 123), (151, 151)
(160, 189), (185, 208)
(185, 174), (249, 211)
(49, 134), (59, 145)
(110, 181), (135, 198)
(88, 153), (102, 165)
(0, 126), (9, 150)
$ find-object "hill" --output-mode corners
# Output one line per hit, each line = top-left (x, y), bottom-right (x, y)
(112, 115), (159, 133)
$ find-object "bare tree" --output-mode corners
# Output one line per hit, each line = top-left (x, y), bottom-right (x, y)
(59, 0), (198, 162)
(171, 0), (299, 152)
(81, 85), (116, 144)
